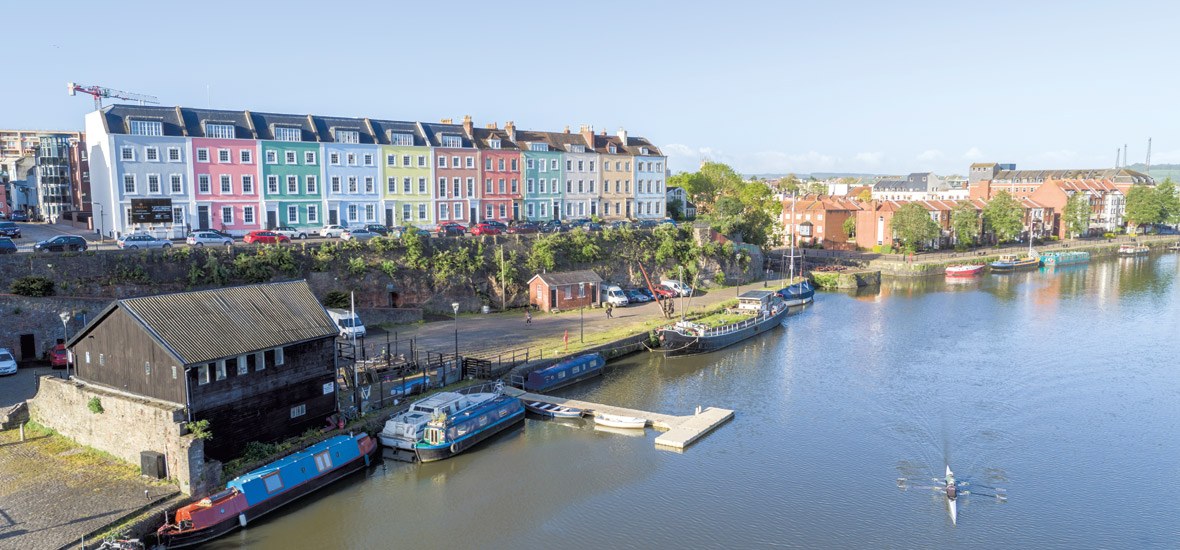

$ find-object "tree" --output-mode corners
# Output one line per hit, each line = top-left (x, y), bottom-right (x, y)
(856, 188), (873, 202)
(982, 190), (1023, 243)
(891, 203), (940, 252)
(669, 172), (713, 209)
(1156, 178), (1180, 225)
(842, 216), (857, 238)
(950, 202), (979, 249)
(1124, 184), (1162, 231)
(665, 199), (683, 221)
(1063, 192), (1091, 238)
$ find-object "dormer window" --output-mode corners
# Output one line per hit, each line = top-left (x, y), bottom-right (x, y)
(205, 123), (236, 139)
(489, 139), (501, 150)
(129, 120), (163, 136)
(529, 143), (548, 152)
(639, 147), (649, 155)
(608, 145), (617, 154)
(441, 135), (462, 148)
(569, 144), (586, 153)
(391, 133), (414, 146)
(335, 129), (360, 144)
(274, 126), (302, 142)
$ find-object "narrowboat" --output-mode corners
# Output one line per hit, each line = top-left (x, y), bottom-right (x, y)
(156, 433), (377, 548)
(378, 386), (499, 450)
(1118, 244), (1149, 256)
(658, 290), (789, 357)
(989, 254), (1040, 272)
(1040, 250), (1090, 267)
(945, 264), (985, 277)
(521, 353), (605, 393)
(776, 279), (815, 306)
(415, 394), (525, 462)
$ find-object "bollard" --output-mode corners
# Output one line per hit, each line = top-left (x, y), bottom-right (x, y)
(20, 422), (24, 441)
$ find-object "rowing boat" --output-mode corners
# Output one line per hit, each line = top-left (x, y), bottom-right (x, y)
(946, 466), (958, 525)
(524, 401), (584, 419)
(593, 413), (646, 429)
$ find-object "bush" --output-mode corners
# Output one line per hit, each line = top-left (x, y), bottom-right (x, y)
(87, 397), (104, 414)
(10, 276), (55, 297)
(322, 291), (350, 309)
(811, 272), (840, 289)
(186, 419), (213, 440)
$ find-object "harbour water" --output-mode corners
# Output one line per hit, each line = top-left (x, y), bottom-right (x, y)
(207, 253), (1180, 549)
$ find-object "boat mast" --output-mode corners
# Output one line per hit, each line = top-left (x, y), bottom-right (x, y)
(789, 191), (797, 281)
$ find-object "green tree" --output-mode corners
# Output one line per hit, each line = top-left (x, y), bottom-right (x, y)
(1156, 178), (1180, 225)
(891, 203), (940, 252)
(982, 190), (1024, 243)
(842, 216), (857, 238)
(856, 188), (873, 202)
(1124, 184), (1162, 231)
(669, 172), (713, 208)
(1063, 192), (1091, 238)
(950, 202), (980, 249)
(665, 199), (683, 221)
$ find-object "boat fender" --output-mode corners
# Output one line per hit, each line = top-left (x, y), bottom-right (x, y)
(239, 513), (247, 528)
(451, 442), (460, 455)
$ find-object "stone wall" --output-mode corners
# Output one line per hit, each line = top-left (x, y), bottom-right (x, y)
(28, 376), (220, 496)
(0, 294), (111, 362)
(355, 307), (424, 326)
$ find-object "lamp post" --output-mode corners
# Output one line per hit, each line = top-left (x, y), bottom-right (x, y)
(95, 202), (104, 243)
(59, 311), (70, 379)
(451, 302), (460, 373)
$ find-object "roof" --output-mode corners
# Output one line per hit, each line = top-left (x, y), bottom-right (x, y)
(539, 130), (595, 153)
(249, 111), (318, 142)
(992, 168), (1153, 185)
(69, 281), (337, 365)
(368, 119), (428, 146)
(103, 105), (186, 137)
(622, 135), (663, 157)
(312, 115), (377, 144)
(873, 178), (924, 192)
(471, 127), (521, 151)
(419, 122), (474, 148)
(739, 290), (776, 300)
(527, 270), (603, 286)
(180, 107), (257, 139)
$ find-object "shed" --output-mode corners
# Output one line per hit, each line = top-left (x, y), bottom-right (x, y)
(527, 270), (603, 312)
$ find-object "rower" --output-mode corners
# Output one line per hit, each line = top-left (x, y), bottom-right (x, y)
(945, 469), (957, 500)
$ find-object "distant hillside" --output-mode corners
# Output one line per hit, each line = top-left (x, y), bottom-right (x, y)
(1126, 163), (1180, 182)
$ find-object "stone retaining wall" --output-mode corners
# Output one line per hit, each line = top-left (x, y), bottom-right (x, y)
(28, 376), (220, 495)
(0, 294), (110, 362)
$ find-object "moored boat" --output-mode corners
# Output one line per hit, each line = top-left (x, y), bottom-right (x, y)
(776, 279), (815, 306)
(945, 264), (985, 277)
(1040, 250), (1090, 267)
(658, 290), (789, 357)
(415, 394), (525, 462)
(1118, 244), (1149, 256)
(521, 353), (605, 392)
(378, 387), (499, 450)
(593, 413), (647, 429)
(156, 433), (376, 548)
(989, 254), (1039, 272)
(1168, 242), (1180, 251)
(524, 401), (584, 418)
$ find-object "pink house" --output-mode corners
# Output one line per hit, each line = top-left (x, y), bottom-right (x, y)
(191, 137), (263, 235)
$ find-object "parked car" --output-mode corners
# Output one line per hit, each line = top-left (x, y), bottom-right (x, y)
(624, 288), (652, 303)
(469, 222), (502, 236)
(539, 220), (568, 233)
(272, 226), (309, 240)
(0, 221), (21, 238)
(651, 284), (677, 299)
(319, 225), (347, 238)
(33, 235), (88, 253)
(48, 343), (68, 369)
(436, 222), (466, 237)
(204, 229), (235, 240)
(0, 348), (16, 376)
(507, 221), (540, 234)
(0, 237), (15, 254)
(9, 212), (29, 222)
(341, 228), (378, 241)
(364, 224), (390, 236)
(391, 225), (430, 238)
(660, 279), (693, 297)
(636, 219), (660, 230)
(117, 233), (173, 250)
(483, 220), (509, 231)
(633, 287), (656, 301)
(603, 285), (630, 307)
(186, 231), (234, 247)
(243, 230), (291, 245)
(607, 221), (631, 231)
(660, 218), (677, 227)
(583, 222), (603, 232)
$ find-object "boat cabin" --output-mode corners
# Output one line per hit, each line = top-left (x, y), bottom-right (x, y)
(737, 290), (776, 313)
(523, 353), (605, 392)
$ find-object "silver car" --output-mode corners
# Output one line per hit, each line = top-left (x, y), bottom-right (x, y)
(273, 225), (310, 240)
(341, 228), (377, 241)
(186, 231), (234, 247)
(0, 348), (16, 376)
(117, 233), (173, 249)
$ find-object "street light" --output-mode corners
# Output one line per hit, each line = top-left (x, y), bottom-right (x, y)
(59, 311), (70, 379)
(95, 202), (104, 243)
(451, 302), (460, 370)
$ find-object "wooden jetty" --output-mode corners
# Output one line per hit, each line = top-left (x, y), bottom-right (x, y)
(503, 388), (733, 451)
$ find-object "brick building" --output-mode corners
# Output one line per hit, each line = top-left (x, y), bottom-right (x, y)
(527, 270), (602, 312)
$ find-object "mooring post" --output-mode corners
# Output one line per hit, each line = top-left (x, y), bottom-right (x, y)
(19, 422), (24, 442)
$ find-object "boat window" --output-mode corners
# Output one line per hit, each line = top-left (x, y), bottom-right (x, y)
(558, 371), (566, 379)
(314, 450), (332, 473)
(262, 472), (283, 494)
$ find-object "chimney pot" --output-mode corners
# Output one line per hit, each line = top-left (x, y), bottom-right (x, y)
(564, 125), (570, 134)
(440, 118), (453, 124)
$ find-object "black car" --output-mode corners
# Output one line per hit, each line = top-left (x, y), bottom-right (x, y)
(0, 237), (16, 254)
(483, 220), (509, 231)
(364, 224), (390, 236)
(636, 219), (660, 229)
(0, 222), (20, 238)
(583, 222), (603, 232)
(539, 220), (568, 233)
(607, 220), (630, 230)
(506, 221), (540, 234)
(436, 222), (466, 237)
(9, 212), (29, 222)
(34, 235), (88, 253)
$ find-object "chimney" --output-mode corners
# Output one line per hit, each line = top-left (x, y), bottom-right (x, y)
(601, 129), (607, 136)
(617, 127), (628, 144)
(505, 121), (516, 141)
(485, 123), (496, 129)
(440, 118), (453, 124)
(462, 114), (473, 137)
(581, 125), (594, 147)
(563, 125), (570, 134)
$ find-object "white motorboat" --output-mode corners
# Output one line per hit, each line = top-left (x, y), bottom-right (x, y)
(378, 389), (497, 450)
(593, 413), (646, 429)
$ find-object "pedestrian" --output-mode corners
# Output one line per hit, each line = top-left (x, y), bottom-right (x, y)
(606, 302), (614, 318)
(525, 308), (532, 324)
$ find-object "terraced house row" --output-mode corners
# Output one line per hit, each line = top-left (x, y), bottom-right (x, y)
(84, 106), (667, 239)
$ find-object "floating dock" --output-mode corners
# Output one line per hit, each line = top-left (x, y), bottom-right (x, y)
(503, 388), (734, 451)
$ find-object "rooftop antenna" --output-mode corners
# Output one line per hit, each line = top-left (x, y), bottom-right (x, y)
(67, 82), (159, 110)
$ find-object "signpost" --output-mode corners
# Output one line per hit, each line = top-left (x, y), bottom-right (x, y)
(130, 198), (173, 224)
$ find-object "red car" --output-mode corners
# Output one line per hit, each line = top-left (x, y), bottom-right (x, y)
(49, 343), (69, 369)
(243, 230), (291, 245)
(652, 285), (677, 299)
(469, 222), (503, 236)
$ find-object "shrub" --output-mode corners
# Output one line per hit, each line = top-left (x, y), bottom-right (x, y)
(186, 419), (213, 440)
(10, 276), (55, 297)
(347, 257), (367, 277)
(87, 397), (104, 414)
(322, 291), (350, 309)
(811, 272), (840, 289)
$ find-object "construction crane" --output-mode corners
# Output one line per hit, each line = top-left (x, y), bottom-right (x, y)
(67, 82), (159, 109)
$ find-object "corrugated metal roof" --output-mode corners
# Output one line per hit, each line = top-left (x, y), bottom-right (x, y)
(117, 281), (338, 365)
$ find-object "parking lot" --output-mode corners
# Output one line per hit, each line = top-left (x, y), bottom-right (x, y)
(0, 366), (49, 409)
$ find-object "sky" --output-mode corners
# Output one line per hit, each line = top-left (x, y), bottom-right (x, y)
(3, 0), (1178, 176)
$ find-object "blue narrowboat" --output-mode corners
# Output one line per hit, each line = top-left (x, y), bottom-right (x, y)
(157, 433), (377, 548)
(415, 395), (525, 463)
(1041, 250), (1090, 267)
(523, 353), (605, 392)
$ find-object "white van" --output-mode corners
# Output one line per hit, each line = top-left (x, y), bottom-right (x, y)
(327, 308), (367, 338)
(603, 285), (630, 307)
(661, 279), (692, 297)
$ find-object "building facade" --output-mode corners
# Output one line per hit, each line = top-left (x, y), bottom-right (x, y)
(597, 133), (632, 221)
(374, 119), (433, 227)
(473, 125), (522, 222)
(185, 108), (261, 235)
(320, 118), (381, 228)
(421, 120), (478, 224)
(256, 113), (323, 230)
(518, 129), (564, 221)
(627, 131), (666, 219)
(35, 136), (74, 222)
(548, 127), (599, 219)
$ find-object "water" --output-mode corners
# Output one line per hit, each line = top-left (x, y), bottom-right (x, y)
(207, 254), (1180, 549)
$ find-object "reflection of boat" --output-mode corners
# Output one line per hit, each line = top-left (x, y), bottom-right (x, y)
(1118, 244), (1149, 256)
(379, 388), (498, 450)
(658, 291), (789, 357)
(415, 394), (525, 462)
(1040, 250), (1090, 267)
(593, 424), (647, 437)
(945, 264), (984, 277)
(1168, 242), (1180, 251)
(946, 466), (958, 525)
(990, 254), (1039, 272)
(524, 401), (584, 419)
(593, 413), (647, 429)
(520, 353), (604, 392)
(157, 433), (376, 548)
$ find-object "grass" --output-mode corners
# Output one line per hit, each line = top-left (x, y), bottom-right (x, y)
(0, 422), (171, 486)
(690, 311), (751, 328)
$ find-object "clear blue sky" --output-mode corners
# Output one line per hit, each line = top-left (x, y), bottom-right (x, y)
(3, 0), (1176, 176)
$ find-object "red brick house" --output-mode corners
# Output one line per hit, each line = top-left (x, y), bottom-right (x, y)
(528, 270), (602, 312)
(781, 195), (862, 250)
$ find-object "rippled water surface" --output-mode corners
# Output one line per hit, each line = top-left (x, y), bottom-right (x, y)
(209, 254), (1180, 549)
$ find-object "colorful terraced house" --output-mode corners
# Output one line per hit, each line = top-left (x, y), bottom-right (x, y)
(517, 128), (564, 221)
(254, 112), (323, 230)
(628, 133), (666, 219)
(473, 122), (522, 222)
(420, 119), (478, 225)
(374, 119), (433, 228)
(317, 116), (381, 228)
(595, 130), (633, 221)
(547, 126), (600, 219)
(185, 108), (263, 235)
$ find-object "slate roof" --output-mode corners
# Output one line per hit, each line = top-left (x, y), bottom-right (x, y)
(622, 135), (663, 156)
(181, 107), (257, 139)
(873, 178), (925, 192)
(527, 270), (603, 286)
(540, 131), (594, 153)
(369, 119), (428, 146)
(993, 168), (1152, 185)
(419, 122), (474, 148)
(472, 127), (521, 151)
(313, 115), (377, 144)
(103, 105), (186, 137)
(248, 111), (318, 142)
(69, 281), (337, 365)
(514, 129), (554, 152)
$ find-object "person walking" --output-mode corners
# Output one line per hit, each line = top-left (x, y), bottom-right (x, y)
(525, 308), (532, 324)
(606, 302), (614, 319)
